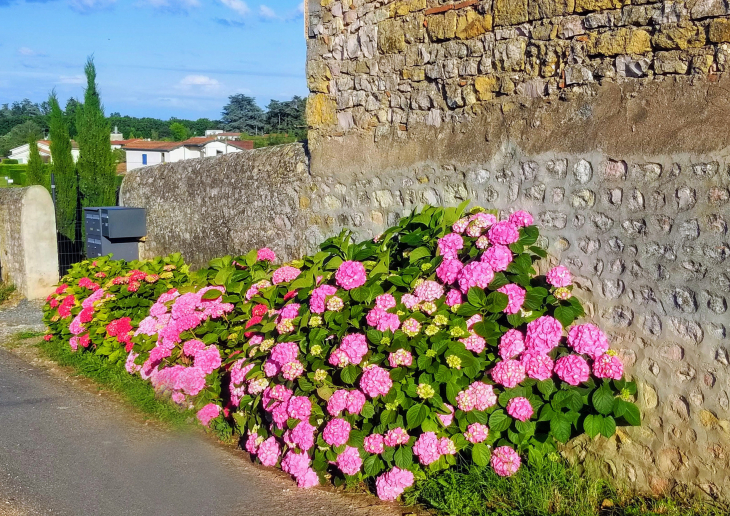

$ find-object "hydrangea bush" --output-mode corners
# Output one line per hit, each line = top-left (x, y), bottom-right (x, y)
(43, 204), (640, 501)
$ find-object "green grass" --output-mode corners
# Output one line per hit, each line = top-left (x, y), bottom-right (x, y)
(36, 335), (194, 428)
(0, 282), (15, 302)
(405, 459), (727, 516)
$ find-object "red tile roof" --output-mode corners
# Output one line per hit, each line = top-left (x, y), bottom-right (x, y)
(38, 140), (79, 149)
(227, 140), (254, 150)
(182, 137), (217, 146)
(122, 141), (182, 151)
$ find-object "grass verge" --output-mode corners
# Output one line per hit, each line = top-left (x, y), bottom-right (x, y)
(35, 335), (194, 428)
(0, 282), (16, 303)
(405, 459), (727, 516)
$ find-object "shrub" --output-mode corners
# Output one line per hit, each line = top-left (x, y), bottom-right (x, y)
(2, 159), (19, 164)
(43, 204), (639, 501)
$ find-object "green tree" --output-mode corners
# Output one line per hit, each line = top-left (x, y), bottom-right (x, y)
(48, 91), (77, 241)
(221, 94), (265, 134)
(25, 136), (45, 186)
(169, 122), (189, 141)
(76, 56), (116, 211)
(0, 120), (44, 157)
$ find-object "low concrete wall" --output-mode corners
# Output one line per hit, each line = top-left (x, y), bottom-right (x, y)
(0, 186), (58, 299)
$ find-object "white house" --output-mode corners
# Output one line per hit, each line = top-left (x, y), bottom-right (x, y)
(8, 140), (80, 164)
(123, 137), (253, 172)
(204, 130), (242, 141)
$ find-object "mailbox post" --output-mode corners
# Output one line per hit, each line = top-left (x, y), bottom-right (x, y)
(84, 207), (147, 261)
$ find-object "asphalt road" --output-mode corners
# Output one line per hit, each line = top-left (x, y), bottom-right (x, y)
(0, 348), (404, 516)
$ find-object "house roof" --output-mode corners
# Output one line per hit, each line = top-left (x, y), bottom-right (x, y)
(217, 132), (241, 136)
(181, 137), (217, 147)
(37, 140), (80, 149)
(113, 139), (145, 147)
(227, 140), (254, 150)
(122, 141), (182, 152)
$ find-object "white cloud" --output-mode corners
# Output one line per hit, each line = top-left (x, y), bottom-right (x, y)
(143, 0), (201, 10)
(68, 0), (117, 13)
(18, 47), (45, 57)
(220, 0), (250, 17)
(177, 75), (221, 93)
(258, 4), (278, 19)
(297, 1), (304, 14)
(58, 75), (86, 84)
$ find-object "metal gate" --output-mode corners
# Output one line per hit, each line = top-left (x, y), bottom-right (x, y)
(51, 172), (85, 277)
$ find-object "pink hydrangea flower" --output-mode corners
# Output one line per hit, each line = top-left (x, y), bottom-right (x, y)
(491, 446), (521, 477)
(554, 355), (590, 385)
(257, 248), (276, 262)
(388, 348), (413, 367)
(360, 365), (393, 398)
(338, 333), (368, 365)
(445, 289), (463, 307)
(196, 403), (221, 427)
(481, 244), (513, 272)
(593, 353), (624, 380)
(437, 259), (464, 285)
(546, 266), (572, 287)
(499, 330), (525, 359)
(438, 233), (464, 259)
(270, 341), (299, 366)
(438, 437), (457, 455)
(383, 427), (409, 447)
(521, 351), (555, 380)
(498, 284), (526, 315)
(364, 434), (385, 454)
(464, 422), (488, 444)
(257, 436), (281, 467)
(194, 345), (221, 375)
(375, 467), (414, 501)
(401, 318), (421, 337)
(281, 450), (310, 479)
(568, 323), (610, 359)
(437, 404), (455, 427)
(375, 293), (397, 310)
(335, 261), (367, 290)
(413, 432), (441, 465)
(310, 284), (338, 314)
(414, 280), (444, 302)
(401, 294), (419, 310)
(460, 333), (486, 354)
(327, 389), (349, 416)
(291, 421), (316, 451)
(491, 360), (526, 388)
(336, 446), (362, 475)
(183, 339), (206, 357)
(525, 316), (563, 353)
(506, 397), (533, 421)
(279, 303), (301, 320)
(456, 382), (497, 412)
(509, 210), (534, 228)
(457, 261), (494, 294)
(453, 217), (470, 233)
(245, 432), (260, 454)
(298, 468), (320, 488)
(272, 266), (301, 285)
(282, 360), (305, 380)
(124, 352), (140, 374)
(487, 221), (520, 245)
(287, 396), (312, 420)
(323, 418), (351, 446)
(475, 235), (490, 249)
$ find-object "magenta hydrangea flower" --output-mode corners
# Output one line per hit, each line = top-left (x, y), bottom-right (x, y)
(281, 450), (310, 479)
(364, 433), (385, 454)
(183, 339), (206, 357)
(375, 293), (397, 310)
(445, 289), (463, 307)
(258, 436), (281, 467)
(457, 261), (495, 294)
(593, 353), (624, 380)
(437, 404), (455, 427)
(347, 390), (367, 415)
(509, 210), (533, 228)
(125, 352), (141, 374)
(335, 260), (367, 290)
(497, 284), (526, 315)
(437, 259), (464, 285)
(340, 333), (368, 364)
(438, 233), (464, 259)
(291, 421), (316, 451)
(491, 446), (521, 477)
(546, 265), (572, 287)
(194, 345), (222, 375)
(567, 323), (610, 359)
(491, 359), (526, 389)
(456, 381), (497, 412)
(388, 349), (413, 367)
(413, 432), (441, 465)
(521, 351), (554, 380)
(360, 365), (393, 398)
(327, 389), (349, 416)
(499, 329), (525, 359)
(272, 266), (301, 285)
(270, 341), (299, 366)
(298, 468), (320, 488)
(323, 418), (351, 446)
(460, 332), (486, 354)
(383, 427), (409, 447)
(506, 397), (533, 421)
(375, 467), (414, 501)
(414, 280), (445, 302)
(464, 422), (489, 443)
(525, 316), (563, 353)
(488, 221), (520, 245)
(196, 403), (221, 427)
(257, 247), (276, 262)
(554, 355), (590, 386)
(287, 396), (312, 420)
(481, 244), (513, 272)
(336, 446), (363, 475)
(279, 303), (301, 320)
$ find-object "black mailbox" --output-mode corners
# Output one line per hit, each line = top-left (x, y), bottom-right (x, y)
(84, 207), (147, 261)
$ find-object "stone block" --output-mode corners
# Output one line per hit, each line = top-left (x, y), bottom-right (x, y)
(690, 0), (727, 19)
(426, 11), (458, 40)
(456, 10), (493, 39)
(378, 18), (406, 53)
(528, 0), (574, 21)
(306, 60), (332, 93)
(654, 51), (690, 74)
(586, 28), (652, 56)
(575, 0), (625, 12)
(494, 0), (529, 27)
(709, 18), (730, 43)
(652, 23), (706, 50)
(306, 93), (337, 127)
(474, 75), (501, 100)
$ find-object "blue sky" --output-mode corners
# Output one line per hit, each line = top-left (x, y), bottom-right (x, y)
(0, 0), (307, 120)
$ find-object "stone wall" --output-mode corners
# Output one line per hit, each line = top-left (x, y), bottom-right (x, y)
(305, 0), (730, 141)
(0, 186), (58, 299)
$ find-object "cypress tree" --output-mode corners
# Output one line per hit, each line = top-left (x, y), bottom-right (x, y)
(25, 136), (45, 186)
(76, 56), (116, 210)
(48, 91), (77, 242)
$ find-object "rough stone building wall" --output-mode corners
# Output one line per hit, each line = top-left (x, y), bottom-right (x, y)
(0, 186), (58, 299)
